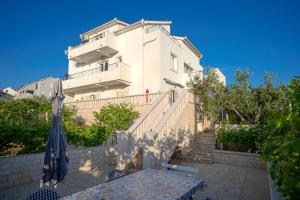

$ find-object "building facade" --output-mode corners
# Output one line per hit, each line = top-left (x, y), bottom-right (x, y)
(0, 91), (12, 100)
(2, 87), (18, 97)
(16, 77), (57, 99)
(63, 19), (203, 102)
(212, 68), (226, 86)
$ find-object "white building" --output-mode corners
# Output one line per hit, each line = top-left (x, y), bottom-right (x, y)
(2, 87), (18, 97)
(16, 77), (57, 99)
(63, 18), (203, 102)
(0, 91), (13, 100)
(212, 68), (226, 86)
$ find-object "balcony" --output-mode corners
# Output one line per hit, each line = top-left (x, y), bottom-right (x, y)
(66, 31), (118, 64)
(63, 63), (131, 94)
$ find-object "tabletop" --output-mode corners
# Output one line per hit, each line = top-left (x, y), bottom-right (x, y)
(61, 168), (204, 200)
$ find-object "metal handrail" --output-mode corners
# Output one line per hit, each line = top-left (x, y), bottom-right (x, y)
(65, 63), (118, 80)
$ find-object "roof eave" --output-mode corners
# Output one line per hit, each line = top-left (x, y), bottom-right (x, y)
(80, 18), (129, 40)
(114, 19), (172, 36)
(182, 37), (202, 58)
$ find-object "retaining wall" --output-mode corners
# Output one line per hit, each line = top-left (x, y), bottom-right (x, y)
(0, 144), (116, 189)
(212, 150), (266, 169)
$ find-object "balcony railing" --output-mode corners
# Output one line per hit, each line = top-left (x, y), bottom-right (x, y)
(65, 63), (118, 80)
(69, 32), (106, 51)
(145, 25), (182, 47)
(66, 31), (118, 63)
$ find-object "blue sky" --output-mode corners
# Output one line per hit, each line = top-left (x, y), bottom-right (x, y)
(0, 0), (299, 89)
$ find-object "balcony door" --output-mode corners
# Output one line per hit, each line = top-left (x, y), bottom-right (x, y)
(100, 61), (108, 72)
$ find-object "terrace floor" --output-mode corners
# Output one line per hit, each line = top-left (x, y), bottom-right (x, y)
(174, 161), (270, 200)
(0, 162), (270, 200)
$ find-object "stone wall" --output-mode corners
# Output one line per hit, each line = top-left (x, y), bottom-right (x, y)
(0, 144), (116, 189)
(212, 150), (266, 169)
(65, 93), (161, 124)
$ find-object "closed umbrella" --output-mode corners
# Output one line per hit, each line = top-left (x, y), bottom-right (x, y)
(41, 78), (69, 187)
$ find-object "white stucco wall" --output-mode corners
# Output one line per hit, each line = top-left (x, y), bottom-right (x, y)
(63, 20), (203, 102)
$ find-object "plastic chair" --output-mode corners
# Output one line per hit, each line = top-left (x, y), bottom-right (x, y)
(105, 169), (125, 182)
(26, 188), (59, 200)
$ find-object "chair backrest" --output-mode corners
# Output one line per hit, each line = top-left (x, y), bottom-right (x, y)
(105, 169), (125, 182)
(26, 188), (59, 200)
(161, 162), (199, 174)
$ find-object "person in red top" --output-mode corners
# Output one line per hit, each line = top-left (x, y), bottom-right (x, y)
(145, 89), (149, 103)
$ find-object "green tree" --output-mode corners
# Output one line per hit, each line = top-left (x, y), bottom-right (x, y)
(226, 70), (286, 124)
(187, 67), (226, 128)
(259, 76), (300, 199)
(0, 97), (52, 155)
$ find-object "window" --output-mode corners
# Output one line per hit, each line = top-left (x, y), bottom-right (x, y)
(170, 90), (176, 103)
(184, 63), (193, 74)
(35, 83), (38, 89)
(100, 61), (108, 72)
(117, 56), (122, 63)
(170, 53), (178, 72)
(75, 62), (84, 68)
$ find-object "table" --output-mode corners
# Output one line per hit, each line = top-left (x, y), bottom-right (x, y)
(61, 168), (205, 200)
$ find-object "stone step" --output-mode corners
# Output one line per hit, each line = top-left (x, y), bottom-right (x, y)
(193, 140), (216, 145)
(191, 151), (214, 156)
(180, 155), (213, 164)
(186, 151), (212, 158)
(195, 138), (216, 141)
(197, 136), (216, 140)
(191, 146), (215, 151)
(195, 136), (216, 140)
(192, 142), (215, 147)
(196, 133), (216, 137)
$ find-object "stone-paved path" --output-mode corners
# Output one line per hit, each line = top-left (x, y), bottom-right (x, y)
(173, 161), (270, 200)
(0, 162), (270, 200)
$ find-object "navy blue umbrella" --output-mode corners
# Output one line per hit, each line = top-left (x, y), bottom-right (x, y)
(41, 79), (69, 187)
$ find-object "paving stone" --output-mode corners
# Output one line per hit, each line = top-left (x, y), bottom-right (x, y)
(0, 162), (270, 200)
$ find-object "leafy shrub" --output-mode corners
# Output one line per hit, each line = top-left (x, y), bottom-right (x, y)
(0, 96), (51, 123)
(0, 98), (140, 156)
(93, 103), (140, 141)
(0, 97), (52, 155)
(217, 127), (260, 152)
(258, 77), (300, 199)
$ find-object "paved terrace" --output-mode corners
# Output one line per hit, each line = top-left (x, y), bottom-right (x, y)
(0, 162), (270, 200)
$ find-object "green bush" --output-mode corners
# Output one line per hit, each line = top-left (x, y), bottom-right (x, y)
(0, 98), (140, 156)
(93, 103), (140, 141)
(217, 127), (260, 152)
(0, 97), (52, 155)
(258, 77), (300, 199)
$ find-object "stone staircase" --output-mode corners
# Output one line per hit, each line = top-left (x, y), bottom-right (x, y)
(117, 89), (196, 170)
(181, 131), (216, 163)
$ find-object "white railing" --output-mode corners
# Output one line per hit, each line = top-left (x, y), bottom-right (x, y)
(116, 89), (196, 170)
(69, 32), (106, 51)
(145, 25), (181, 47)
(151, 90), (189, 165)
(65, 63), (118, 80)
(128, 91), (170, 140)
(65, 93), (162, 110)
(142, 90), (195, 168)
(117, 92), (170, 169)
